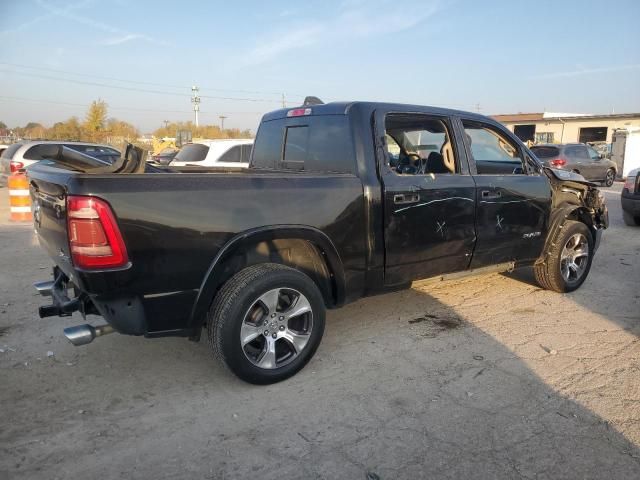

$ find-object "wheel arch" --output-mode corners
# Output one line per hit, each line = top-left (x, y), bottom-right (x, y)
(538, 204), (596, 264)
(189, 226), (346, 329)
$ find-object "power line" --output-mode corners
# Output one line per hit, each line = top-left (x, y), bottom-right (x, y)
(0, 68), (297, 104)
(0, 95), (189, 113)
(0, 94), (267, 116)
(0, 61), (307, 99)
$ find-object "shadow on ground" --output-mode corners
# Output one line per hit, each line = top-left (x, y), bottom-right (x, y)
(1, 223), (639, 480)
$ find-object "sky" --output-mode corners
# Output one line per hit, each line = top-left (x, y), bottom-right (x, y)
(1, 0), (639, 133)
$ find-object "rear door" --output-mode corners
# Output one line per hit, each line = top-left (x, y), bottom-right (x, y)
(586, 145), (606, 180)
(458, 117), (552, 267)
(377, 111), (477, 285)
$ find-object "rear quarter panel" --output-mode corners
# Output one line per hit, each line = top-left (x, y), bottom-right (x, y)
(35, 171), (366, 332)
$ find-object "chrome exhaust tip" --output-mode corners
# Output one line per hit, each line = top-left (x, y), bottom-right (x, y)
(63, 324), (114, 346)
(34, 280), (54, 297)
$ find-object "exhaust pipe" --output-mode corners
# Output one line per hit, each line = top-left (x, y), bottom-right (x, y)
(63, 324), (115, 346)
(34, 280), (54, 297)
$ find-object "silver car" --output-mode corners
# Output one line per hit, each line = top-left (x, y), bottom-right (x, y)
(1, 141), (120, 186)
(531, 143), (618, 187)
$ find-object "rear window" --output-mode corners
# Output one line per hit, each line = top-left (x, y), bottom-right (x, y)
(252, 115), (355, 173)
(531, 146), (560, 158)
(1, 143), (22, 159)
(174, 143), (209, 163)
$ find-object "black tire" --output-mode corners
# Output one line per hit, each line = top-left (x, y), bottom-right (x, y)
(534, 220), (594, 293)
(602, 168), (615, 187)
(623, 210), (640, 226)
(207, 263), (325, 384)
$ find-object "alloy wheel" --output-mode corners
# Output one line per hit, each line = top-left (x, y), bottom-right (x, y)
(240, 288), (314, 369)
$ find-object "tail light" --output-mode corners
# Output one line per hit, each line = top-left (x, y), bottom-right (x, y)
(624, 176), (637, 193)
(286, 108), (312, 117)
(67, 196), (129, 269)
(550, 157), (567, 167)
(9, 160), (24, 173)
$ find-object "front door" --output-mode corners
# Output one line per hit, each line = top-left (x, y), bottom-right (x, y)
(458, 117), (552, 267)
(379, 111), (477, 286)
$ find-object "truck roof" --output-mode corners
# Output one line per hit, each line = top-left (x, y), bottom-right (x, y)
(261, 101), (489, 123)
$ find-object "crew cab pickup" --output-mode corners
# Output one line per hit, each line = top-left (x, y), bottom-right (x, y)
(29, 101), (608, 384)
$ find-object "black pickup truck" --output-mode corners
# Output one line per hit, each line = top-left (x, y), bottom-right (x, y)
(28, 101), (608, 384)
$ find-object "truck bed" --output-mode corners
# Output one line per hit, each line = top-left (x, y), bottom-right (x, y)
(28, 164), (366, 335)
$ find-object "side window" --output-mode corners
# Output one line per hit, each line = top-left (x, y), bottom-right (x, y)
(251, 116), (355, 173)
(240, 144), (253, 163)
(564, 145), (590, 162)
(385, 114), (457, 175)
(587, 146), (600, 161)
(218, 145), (242, 163)
(564, 146), (576, 159)
(462, 120), (524, 175)
(252, 121), (282, 169)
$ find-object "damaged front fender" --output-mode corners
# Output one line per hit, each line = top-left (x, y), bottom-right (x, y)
(537, 168), (609, 262)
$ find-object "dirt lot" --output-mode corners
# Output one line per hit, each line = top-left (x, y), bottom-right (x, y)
(0, 183), (638, 480)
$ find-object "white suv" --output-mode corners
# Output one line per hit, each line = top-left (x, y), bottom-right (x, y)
(0, 141), (120, 186)
(169, 139), (253, 168)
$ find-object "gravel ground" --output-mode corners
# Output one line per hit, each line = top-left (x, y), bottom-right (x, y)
(0, 183), (638, 480)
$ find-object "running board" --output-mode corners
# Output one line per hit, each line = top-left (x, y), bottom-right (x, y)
(412, 262), (515, 287)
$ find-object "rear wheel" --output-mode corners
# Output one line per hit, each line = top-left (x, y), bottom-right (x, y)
(207, 263), (325, 384)
(534, 220), (594, 293)
(623, 210), (640, 226)
(602, 168), (615, 187)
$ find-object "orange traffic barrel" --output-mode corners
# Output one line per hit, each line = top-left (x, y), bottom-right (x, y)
(8, 173), (33, 222)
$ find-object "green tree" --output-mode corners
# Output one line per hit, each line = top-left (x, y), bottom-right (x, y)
(0, 121), (7, 130)
(83, 99), (108, 142)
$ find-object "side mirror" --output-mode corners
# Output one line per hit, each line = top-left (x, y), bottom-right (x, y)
(599, 153), (605, 159)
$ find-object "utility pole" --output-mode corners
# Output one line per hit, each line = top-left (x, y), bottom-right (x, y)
(163, 120), (169, 129)
(282, 93), (286, 108)
(191, 85), (200, 127)
(476, 103), (481, 113)
(219, 115), (227, 130)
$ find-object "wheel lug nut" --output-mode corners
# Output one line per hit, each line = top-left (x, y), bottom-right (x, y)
(279, 316), (284, 321)
(272, 333), (277, 339)
(271, 313), (276, 318)
(279, 325), (285, 331)
(263, 330), (269, 336)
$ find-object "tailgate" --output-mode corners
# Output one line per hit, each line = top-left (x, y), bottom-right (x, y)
(28, 166), (75, 277)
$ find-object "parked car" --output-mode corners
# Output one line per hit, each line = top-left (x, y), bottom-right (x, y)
(29, 100), (608, 384)
(169, 139), (253, 168)
(1, 141), (120, 185)
(530, 143), (618, 186)
(622, 168), (639, 226)
(149, 147), (178, 165)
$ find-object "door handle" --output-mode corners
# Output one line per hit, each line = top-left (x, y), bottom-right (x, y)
(394, 193), (420, 205)
(481, 190), (502, 199)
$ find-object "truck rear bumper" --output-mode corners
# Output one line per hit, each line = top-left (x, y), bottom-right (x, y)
(35, 267), (197, 339)
(36, 267), (147, 336)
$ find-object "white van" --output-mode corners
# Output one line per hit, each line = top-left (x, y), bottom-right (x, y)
(170, 139), (253, 168)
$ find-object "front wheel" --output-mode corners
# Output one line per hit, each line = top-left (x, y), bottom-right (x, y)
(534, 220), (594, 293)
(602, 168), (615, 187)
(207, 263), (326, 384)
